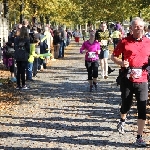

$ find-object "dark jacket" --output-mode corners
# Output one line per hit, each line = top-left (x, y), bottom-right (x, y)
(53, 35), (61, 45)
(39, 34), (47, 54)
(14, 36), (30, 54)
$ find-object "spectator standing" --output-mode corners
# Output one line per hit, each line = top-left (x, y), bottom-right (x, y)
(115, 21), (122, 31)
(66, 28), (72, 46)
(26, 39), (39, 82)
(82, 29), (86, 42)
(58, 26), (65, 58)
(14, 26), (30, 89)
(33, 27), (41, 76)
(44, 26), (53, 61)
(53, 30), (61, 59)
(74, 29), (81, 45)
(145, 25), (150, 39)
(110, 27), (122, 49)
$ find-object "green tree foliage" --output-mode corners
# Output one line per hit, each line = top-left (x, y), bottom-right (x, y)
(0, 0), (149, 27)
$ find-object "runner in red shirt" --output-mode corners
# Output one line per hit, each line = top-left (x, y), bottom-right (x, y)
(111, 17), (150, 147)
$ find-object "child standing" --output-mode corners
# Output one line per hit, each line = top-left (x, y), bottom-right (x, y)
(26, 39), (39, 82)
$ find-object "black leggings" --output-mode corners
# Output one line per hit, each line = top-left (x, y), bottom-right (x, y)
(85, 60), (99, 80)
(16, 61), (27, 86)
(120, 78), (148, 120)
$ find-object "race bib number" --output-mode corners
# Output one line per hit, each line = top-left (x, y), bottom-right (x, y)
(101, 40), (108, 46)
(88, 52), (96, 58)
(127, 69), (142, 79)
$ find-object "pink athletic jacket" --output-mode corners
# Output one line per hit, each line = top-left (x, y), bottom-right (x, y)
(80, 40), (100, 61)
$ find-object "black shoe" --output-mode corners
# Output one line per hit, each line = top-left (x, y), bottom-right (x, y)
(33, 73), (38, 77)
(33, 74), (36, 77)
(108, 69), (115, 75)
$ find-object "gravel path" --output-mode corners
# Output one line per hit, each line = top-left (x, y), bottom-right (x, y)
(0, 41), (149, 150)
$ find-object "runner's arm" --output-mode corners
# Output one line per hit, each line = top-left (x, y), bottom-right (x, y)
(111, 54), (129, 67)
(80, 42), (87, 54)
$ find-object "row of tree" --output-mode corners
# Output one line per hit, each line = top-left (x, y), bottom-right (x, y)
(0, 0), (150, 27)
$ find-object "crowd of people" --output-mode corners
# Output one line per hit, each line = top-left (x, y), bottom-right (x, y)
(2, 19), (73, 89)
(1, 17), (150, 147)
(2, 20), (123, 90)
(80, 21), (123, 90)
(80, 17), (150, 147)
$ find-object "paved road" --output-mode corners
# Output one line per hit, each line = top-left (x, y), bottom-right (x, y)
(0, 41), (149, 150)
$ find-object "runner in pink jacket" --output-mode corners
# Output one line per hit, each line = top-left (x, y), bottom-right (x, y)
(80, 31), (100, 92)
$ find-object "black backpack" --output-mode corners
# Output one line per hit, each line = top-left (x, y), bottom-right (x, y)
(14, 39), (29, 61)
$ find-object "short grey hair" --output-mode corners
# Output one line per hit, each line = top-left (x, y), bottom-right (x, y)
(130, 17), (145, 26)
